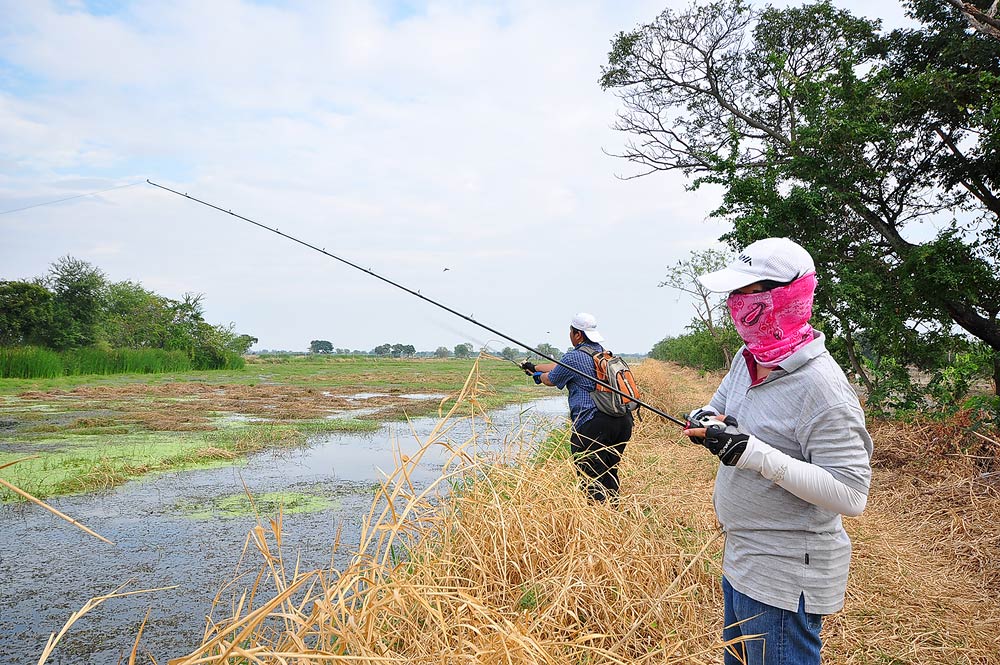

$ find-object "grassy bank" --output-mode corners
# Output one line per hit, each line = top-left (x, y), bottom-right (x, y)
(153, 360), (999, 665)
(0, 354), (537, 499)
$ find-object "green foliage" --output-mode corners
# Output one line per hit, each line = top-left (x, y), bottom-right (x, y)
(371, 343), (415, 358)
(659, 249), (737, 367)
(453, 343), (473, 359)
(0, 346), (63, 378)
(927, 344), (997, 411)
(602, 0), (1000, 411)
(0, 346), (193, 379)
(310, 340), (334, 353)
(0, 280), (52, 346)
(101, 280), (173, 349)
(530, 343), (563, 362)
(230, 334), (258, 354)
(531, 427), (572, 464)
(2, 257), (253, 375)
(46, 255), (107, 350)
(650, 320), (741, 372)
(434, 346), (450, 358)
(390, 343), (416, 358)
(63, 347), (193, 375)
(517, 584), (544, 610)
(162, 293), (245, 369)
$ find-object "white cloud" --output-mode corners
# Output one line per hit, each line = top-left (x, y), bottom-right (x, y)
(1, 0), (733, 353)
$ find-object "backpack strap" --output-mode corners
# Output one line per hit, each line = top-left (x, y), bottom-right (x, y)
(574, 344), (607, 357)
(575, 344), (609, 384)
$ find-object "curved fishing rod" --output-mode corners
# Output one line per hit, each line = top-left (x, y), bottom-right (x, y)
(146, 179), (687, 427)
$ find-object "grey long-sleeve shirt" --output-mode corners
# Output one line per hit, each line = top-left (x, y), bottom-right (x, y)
(709, 332), (873, 614)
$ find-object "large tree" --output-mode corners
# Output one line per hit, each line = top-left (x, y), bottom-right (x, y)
(0, 280), (52, 346)
(601, 0), (1000, 402)
(102, 280), (174, 349)
(659, 249), (739, 368)
(500, 347), (520, 361)
(46, 256), (107, 350)
(310, 340), (333, 354)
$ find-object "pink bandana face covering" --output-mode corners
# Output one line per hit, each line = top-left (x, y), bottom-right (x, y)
(727, 273), (818, 367)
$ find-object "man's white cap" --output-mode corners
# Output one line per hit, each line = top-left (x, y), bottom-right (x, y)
(571, 312), (604, 343)
(697, 238), (815, 293)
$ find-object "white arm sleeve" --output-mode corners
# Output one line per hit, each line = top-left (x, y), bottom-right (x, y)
(735, 436), (868, 516)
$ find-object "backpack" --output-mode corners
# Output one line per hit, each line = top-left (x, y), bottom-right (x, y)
(576, 346), (641, 417)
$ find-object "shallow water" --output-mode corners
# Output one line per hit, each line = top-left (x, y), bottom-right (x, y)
(0, 396), (567, 665)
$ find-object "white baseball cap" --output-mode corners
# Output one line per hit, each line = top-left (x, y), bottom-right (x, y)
(570, 312), (604, 343)
(697, 238), (815, 293)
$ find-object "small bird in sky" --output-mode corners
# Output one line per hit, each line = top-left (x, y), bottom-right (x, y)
(443, 267), (450, 272)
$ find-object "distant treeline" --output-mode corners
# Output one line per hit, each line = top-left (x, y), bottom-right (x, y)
(306, 341), (572, 360)
(1, 256), (254, 378)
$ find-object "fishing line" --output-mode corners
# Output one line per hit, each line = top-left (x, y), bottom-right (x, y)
(480, 340), (528, 369)
(145, 179), (687, 426)
(0, 182), (142, 217)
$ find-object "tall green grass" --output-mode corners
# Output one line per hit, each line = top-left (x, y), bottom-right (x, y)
(0, 346), (195, 378)
(0, 347), (63, 378)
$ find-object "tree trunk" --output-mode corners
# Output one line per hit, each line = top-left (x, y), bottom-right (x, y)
(991, 352), (1000, 441)
(843, 325), (874, 396)
(994, 351), (1000, 400)
(722, 345), (733, 371)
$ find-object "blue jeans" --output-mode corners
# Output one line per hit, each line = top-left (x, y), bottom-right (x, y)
(722, 576), (823, 665)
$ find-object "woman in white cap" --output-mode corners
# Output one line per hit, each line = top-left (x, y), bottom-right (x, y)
(682, 238), (873, 665)
(521, 312), (633, 503)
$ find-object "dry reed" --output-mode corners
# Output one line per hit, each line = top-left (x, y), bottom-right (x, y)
(43, 358), (1000, 664)
(0, 455), (115, 545)
(166, 358), (732, 664)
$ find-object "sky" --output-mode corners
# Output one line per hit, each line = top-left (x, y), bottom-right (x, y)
(0, 0), (912, 354)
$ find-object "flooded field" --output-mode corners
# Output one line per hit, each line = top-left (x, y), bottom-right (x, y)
(0, 394), (567, 664)
(0, 356), (559, 663)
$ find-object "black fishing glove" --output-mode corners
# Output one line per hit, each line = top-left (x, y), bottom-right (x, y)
(519, 361), (537, 375)
(702, 416), (749, 466)
(685, 408), (718, 445)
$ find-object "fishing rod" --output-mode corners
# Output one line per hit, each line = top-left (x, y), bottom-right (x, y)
(145, 179), (688, 427)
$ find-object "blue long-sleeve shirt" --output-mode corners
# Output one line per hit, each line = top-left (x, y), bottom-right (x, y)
(546, 342), (602, 427)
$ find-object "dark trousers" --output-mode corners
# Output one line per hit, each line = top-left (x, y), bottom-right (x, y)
(570, 411), (633, 503)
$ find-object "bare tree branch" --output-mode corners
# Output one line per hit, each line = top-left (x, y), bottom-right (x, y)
(944, 0), (1000, 39)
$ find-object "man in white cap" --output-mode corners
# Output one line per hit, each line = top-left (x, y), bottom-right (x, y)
(520, 312), (633, 503)
(682, 238), (873, 665)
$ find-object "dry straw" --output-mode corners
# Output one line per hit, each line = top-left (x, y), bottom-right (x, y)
(39, 358), (1000, 664)
(165, 357), (734, 664)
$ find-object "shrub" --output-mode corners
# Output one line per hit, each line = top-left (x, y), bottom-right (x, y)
(650, 329), (729, 371)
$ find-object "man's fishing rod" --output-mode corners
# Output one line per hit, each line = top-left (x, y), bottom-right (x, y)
(145, 179), (688, 427)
